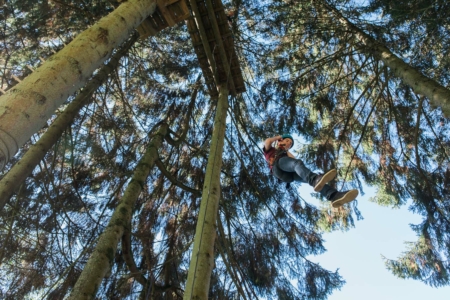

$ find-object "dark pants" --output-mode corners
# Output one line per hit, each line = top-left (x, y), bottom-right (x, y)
(273, 157), (337, 200)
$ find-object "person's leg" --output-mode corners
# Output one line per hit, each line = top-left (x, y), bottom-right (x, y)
(277, 157), (315, 183)
(272, 164), (295, 183)
(276, 157), (358, 207)
(294, 176), (359, 208)
(320, 184), (337, 199)
(277, 157), (336, 191)
(317, 184), (360, 208)
(292, 173), (307, 184)
(329, 189), (359, 207)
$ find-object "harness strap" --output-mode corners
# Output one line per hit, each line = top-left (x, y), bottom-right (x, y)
(273, 149), (288, 162)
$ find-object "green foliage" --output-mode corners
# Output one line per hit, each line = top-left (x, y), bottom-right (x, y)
(384, 234), (450, 287)
(0, 0), (450, 298)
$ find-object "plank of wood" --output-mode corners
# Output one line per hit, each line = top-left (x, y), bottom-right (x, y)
(157, 0), (176, 26)
(137, 19), (158, 38)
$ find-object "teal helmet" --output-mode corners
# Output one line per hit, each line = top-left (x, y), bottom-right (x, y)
(281, 133), (294, 147)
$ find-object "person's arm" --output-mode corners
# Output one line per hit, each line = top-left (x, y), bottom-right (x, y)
(286, 151), (295, 158)
(264, 135), (282, 151)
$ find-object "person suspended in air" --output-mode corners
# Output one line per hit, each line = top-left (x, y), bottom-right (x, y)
(263, 134), (358, 208)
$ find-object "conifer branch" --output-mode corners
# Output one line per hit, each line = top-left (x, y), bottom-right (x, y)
(0, 33), (138, 210)
(341, 78), (385, 186)
(216, 216), (250, 300)
(155, 158), (201, 196)
(421, 105), (450, 162)
(335, 72), (378, 156)
(68, 123), (168, 299)
(122, 227), (148, 286)
(166, 76), (201, 147)
(414, 96), (424, 169)
(318, 0), (450, 117)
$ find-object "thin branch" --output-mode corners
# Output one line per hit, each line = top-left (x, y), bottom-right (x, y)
(122, 227), (148, 286)
(414, 96), (425, 169)
(341, 79), (385, 186)
(155, 158), (201, 197)
(166, 75), (201, 147)
(216, 217), (249, 300)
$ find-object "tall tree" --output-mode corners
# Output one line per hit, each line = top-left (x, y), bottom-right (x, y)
(68, 122), (168, 299)
(254, 0), (450, 287)
(0, 0), (157, 169)
(0, 33), (138, 209)
(1, 0), (449, 298)
(184, 85), (229, 299)
(360, 0), (450, 286)
(317, 0), (450, 117)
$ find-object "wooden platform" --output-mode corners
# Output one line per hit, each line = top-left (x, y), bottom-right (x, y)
(134, 0), (245, 97)
(186, 0), (245, 97)
(137, 0), (190, 38)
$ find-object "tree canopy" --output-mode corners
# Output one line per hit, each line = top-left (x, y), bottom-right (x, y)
(0, 0), (449, 298)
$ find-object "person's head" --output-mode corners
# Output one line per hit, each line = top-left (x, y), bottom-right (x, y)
(278, 133), (294, 150)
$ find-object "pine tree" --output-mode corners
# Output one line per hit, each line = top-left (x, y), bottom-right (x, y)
(0, 0), (157, 169)
(0, 0), (449, 298)
(0, 34), (138, 209)
(68, 122), (168, 299)
(317, 0), (450, 117)
(184, 85), (229, 299)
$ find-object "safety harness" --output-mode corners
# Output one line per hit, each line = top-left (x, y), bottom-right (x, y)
(272, 148), (288, 164)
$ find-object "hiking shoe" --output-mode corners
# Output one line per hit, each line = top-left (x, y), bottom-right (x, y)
(331, 189), (359, 208)
(313, 169), (337, 192)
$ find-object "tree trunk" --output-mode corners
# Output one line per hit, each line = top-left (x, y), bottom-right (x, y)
(0, 0), (157, 169)
(183, 85), (229, 300)
(0, 34), (138, 211)
(67, 123), (168, 300)
(318, 0), (450, 117)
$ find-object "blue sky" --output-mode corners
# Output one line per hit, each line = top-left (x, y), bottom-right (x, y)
(303, 185), (450, 300)
(261, 133), (450, 299)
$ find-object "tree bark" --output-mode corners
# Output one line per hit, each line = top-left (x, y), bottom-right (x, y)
(67, 123), (168, 300)
(183, 85), (229, 300)
(0, 0), (157, 169)
(318, 0), (450, 117)
(0, 34), (138, 211)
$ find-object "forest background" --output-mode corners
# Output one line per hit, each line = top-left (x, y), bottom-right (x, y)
(0, 0), (449, 299)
